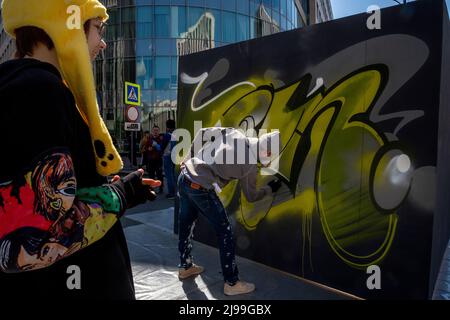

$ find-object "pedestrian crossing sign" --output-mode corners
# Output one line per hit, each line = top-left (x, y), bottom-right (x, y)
(125, 82), (141, 106)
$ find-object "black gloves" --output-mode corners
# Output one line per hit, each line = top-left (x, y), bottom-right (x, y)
(110, 170), (157, 213)
(268, 179), (282, 193)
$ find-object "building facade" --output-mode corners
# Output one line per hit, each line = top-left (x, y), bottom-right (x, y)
(0, 9), (15, 64)
(312, 0), (333, 23)
(96, 0), (334, 150)
(0, 1), (333, 153)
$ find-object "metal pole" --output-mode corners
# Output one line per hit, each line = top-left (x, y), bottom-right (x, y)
(131, 131), (134, 168)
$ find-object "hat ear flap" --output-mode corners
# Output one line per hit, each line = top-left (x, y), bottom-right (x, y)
(51, 27), (123, 176)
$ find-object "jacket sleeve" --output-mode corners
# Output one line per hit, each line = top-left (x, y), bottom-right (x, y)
(0, 149), (125, 273)
(0, 74), (124, 273)
(239, 165), (272, 203)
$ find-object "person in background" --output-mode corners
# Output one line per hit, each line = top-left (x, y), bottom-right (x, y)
(177, 127), (282, 296)
(146, 125), (164, 194)
(139, 131), (150, 171)
(161, 119), (176, 199)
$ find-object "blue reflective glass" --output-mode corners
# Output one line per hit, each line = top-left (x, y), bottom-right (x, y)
(206, 0), (221, 10)
(188, 0), (204, 7)
(137, 22), (153, 38)
(281, 16), (287, 30)
(136, 57), (153, 90)
(171, 0), (186, 5)
(250, 17), (258, 38)
(250, 0), (261, 17)
(155, 39), (175, 55)
(237, 0), (249, 15)
(236, 14), (249, 42)
(222, 12), (236, 42)
(280, 0), (286, 15)
(155, 6), (170, 37)
(272, 0), (280, 12)
(137, 39), (154, 56)
(136, 0), (153, 5)
(272, 10), (280, 27)
(222, 0), (236, 12)
(137, 6), (153, 38)
(171, 6), (187, 38)
(287, 0), (292, 21)
(155, 57), (170, 90)
(292, 9), (298, 28)
(155, 57), (170, 77)
(137, 6), (153, 23)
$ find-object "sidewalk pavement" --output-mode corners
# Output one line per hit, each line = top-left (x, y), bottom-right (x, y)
(122, 199), (360, 300)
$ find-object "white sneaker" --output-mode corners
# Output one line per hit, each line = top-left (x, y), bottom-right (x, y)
(224, 281), (255, 296)
(178, 264), (204, 280)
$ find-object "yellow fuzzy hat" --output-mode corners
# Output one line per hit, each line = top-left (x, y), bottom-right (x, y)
(1, 0), (123, 176)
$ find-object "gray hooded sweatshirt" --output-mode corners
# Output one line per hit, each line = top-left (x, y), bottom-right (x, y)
(181, 127), (272, 202)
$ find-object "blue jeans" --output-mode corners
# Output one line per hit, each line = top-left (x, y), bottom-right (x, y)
(163, 155), (176, 196)
(177, 174), (239, 285)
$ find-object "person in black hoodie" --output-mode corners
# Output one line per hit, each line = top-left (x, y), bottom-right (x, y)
(0, 0), (160, 299)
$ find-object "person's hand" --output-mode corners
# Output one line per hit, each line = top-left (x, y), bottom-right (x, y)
(268, 179), (282, 193)
(110, 169), (162, 211)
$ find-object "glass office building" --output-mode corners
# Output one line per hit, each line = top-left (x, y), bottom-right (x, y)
(0, 10), (15, 64)
(96, 0), (313, 149)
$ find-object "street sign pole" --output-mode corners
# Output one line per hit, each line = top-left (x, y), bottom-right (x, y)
(131, 131), (134, 167)
(124, 81), (142, 168)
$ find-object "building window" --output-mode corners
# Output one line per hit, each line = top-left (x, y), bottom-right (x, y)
(155, 6), (170, 37)
(272, 0), (280, 12)
(188, 7), (205, 29)
(171, 6), (187, 38)
(222, 0), (236, 12)
(155, 56), (170, 89)
(155, 38), (175, 55)
(237, 14), (249, 42)
(188, 0), (204, 7)
(287, 0), (292, 22)
(137, 6), (153, 38)
(136, 56), (153, 90)
(222, 12), (236, 43)
(237, 0), (250, 15)
(137, 38), (154, 56)
(280, 0), (286, 16)
(206, 0), (221, 10)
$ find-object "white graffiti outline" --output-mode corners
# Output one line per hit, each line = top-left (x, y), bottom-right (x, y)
(180, 72), (256, 112)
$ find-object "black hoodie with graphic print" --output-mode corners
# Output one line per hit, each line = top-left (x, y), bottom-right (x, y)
(0, 59), (135, 299)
